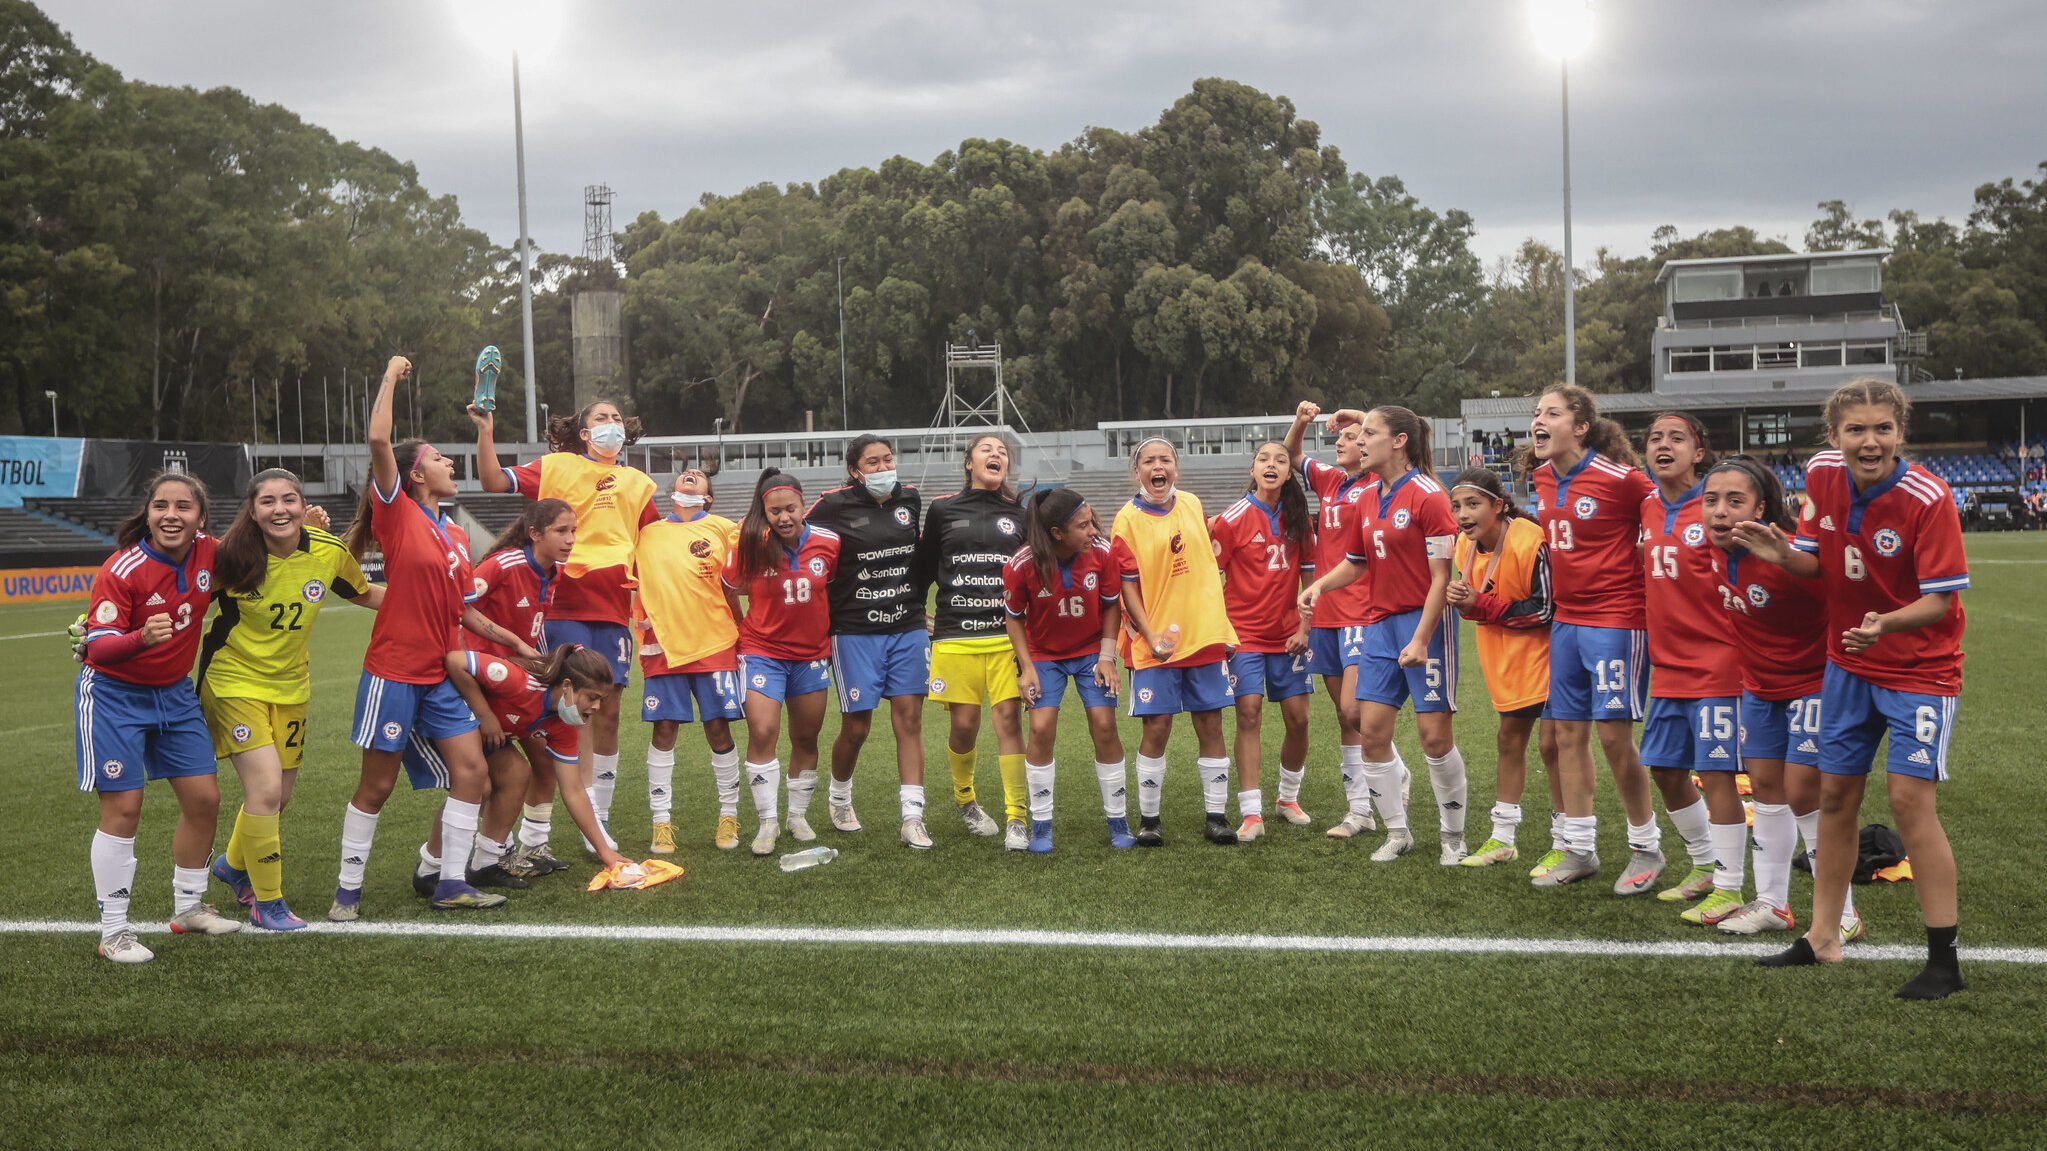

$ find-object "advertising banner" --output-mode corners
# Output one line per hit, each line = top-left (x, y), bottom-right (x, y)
(77, 440), (251, 501)
(0, 436), (84, 508)
(0, 566), (98, 603)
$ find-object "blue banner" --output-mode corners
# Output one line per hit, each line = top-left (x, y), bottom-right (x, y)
(0, 436), (83, 507)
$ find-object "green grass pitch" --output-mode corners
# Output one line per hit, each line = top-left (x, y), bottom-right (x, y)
(2, 534), (2044, 1147)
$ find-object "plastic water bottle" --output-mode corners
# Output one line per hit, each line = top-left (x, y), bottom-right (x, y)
(779, 846), (839, 872)
(1158, 624), (1181, 658)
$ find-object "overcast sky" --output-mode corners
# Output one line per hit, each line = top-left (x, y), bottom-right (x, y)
(36, 0), (2047, 270)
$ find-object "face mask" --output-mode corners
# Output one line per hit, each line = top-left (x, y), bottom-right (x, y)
(672, 492), (706, 512)
(863, 469), (898, 499)
(555, 689), (589, 727)
(588, 423), (627, 454)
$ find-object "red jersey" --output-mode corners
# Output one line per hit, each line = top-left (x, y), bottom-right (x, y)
(82, 535), (218, 687)
(1711, 547), (1826, 700)
(1344, 470), (1457, 621)
(1641, 485), (1740, 698)
(1002, 540), (1120, 663)
(1299, 457), (1375, 628)
(1209, 494), (1312, 653)
(464, 546), (558, 659)
(460, 651), (578, 764)
(1795, 453), (1968, 694)
(1533, 450), (1657, 628)
(721, 525), (840, 662)
(363, 483), (475, 685)
(506, 455), (660, 625)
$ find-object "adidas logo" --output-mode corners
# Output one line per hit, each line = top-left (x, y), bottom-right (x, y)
(258, 852), (281, 864)
(751, 774), (768, 785)
(1140, 779), (1160, 789)
(1708, 746), (1729, 760)
(145, 593), (166, 606)
(1251, 532), (1266, 543)
(109, 887), (130, 899)
(652, 787), (668, 797)
(1444, 801), (1463, 810)
(1037, 588), (1051, 598)
(1033, 788), (1051, 798)
(1112, 787), (1126, 798)
(343, 856), (364, 866)
(1820, 515), (1835, 531)
(1796, 739), (1818, 754)
(1604, 697), (1624, 710)
(517, 597), (531, 607)
(1424, 691), (1440, 702)
(1908, 748), (1931, 765)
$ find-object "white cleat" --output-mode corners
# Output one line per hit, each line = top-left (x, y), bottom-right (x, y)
(168, 904), (243, 935)
(751, 818), (781, 857)
(787, 814), (817, 843)
(1275, 799), (1312, 826)
(1370, 829), (1415, 863)
(1439, 835), (1467, 866)
(958, 802), (999, 836)
(829, 802), (861, 833)
(97, 931), (154, 964)
(1004, 819), (1029, 851)
(900, 817), (933, 850)
(1326, 812), (1373, 840)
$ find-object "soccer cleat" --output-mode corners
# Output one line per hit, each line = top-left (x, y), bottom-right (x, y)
(472, 345), (503, 412)
(1680, 888), (1747, 926)
(1236, 814), (1265, 843)
(900, 817), (933, 850)
(714, 816), (741, 850)
(1004, 820), (1030, 851)
(1275, 799), (1311, 826)
(250, 897), (308, 932)
(1718, 901), (1795, 936)
(1460, 838), (1519, 868)
(328, 886), (362, 922)
(430, 880), (508, 910)
(751, 819), (780, 857)
(97, 931), (154, 964)
(1370, 829), (1414, 863)
(210, 854), (254, 907)
(1439, 835), (1468, 866)
(412, 869), (438, 898)
(829, 802), (862, 833)
(1134, 815), (1164, 847)
(1840, 913), (1866, 945)
(1106, 817), (1137, 849)
(466, 864), (530, 890)
(788, 814), (817, 844)
(499, 849), (542, 880)
(1612, 849), (1668, 897)
(527, 843), (570, 874)
(1657, 864), (1716, 903)
(1528, 848), (1568, 879)
(1029, 819), (1054, 854)
(1204, 813), (1239, 845)
(1531, 849), (1600, 887)
(168, 903), (243, 935)
(1326, 812), (1374, 840)
(650, 822), (677, 855)
(958, 802), (999, 836)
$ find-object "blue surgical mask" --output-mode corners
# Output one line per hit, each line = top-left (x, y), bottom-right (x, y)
(863, 469), (898, 499)
(555, 689), (589, 727)
(588, 423), (627, 454)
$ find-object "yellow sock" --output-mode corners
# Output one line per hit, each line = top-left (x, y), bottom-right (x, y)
(949, 747), (978, 806)
(999, 754), (1028, 825)
(241, 812), (283, 902)
(224, 806), (248, 871)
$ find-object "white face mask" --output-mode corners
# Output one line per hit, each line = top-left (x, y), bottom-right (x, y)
(672, 491), (706, 512)
(862, 469), (898, 499)
(555, 688), (589, 727)
(588, 423), (627, 454)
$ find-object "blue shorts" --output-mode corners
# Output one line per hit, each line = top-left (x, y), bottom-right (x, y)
(1030, 655), (1118, 711)
(1740, 691), (1822, 768)
(399, 732), (458, 791)
(547, 619), (633, 685)
(1641, 695), (1741, 772)
(1128, 660), (1232, 717)
(351, 673), (480, 753)
(1307, 625), (1366, 679)
(74, 670), (216, 793)
(1227, 651), (1314, 702)
(1547, 622), (1648, 722)
(1355, 609), (1459, 713)
(830, 631), (930, 712)
(1819, 663), (1955, 781)
(739, 654), (831, 703)
(642, 671), (743, 724)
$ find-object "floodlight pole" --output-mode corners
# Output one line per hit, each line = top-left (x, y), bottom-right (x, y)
(836, 257), (849, 429)
(515, 50), (538, 444)
(1560, 57), (1576, 388)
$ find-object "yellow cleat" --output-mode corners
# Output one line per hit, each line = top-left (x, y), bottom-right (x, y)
(650, 822), (677, 854)
(714, 815), (740, 851)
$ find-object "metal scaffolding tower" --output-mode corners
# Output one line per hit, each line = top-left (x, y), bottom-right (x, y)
(582, 184), (614, 264)
(936, 334), (1010, 427)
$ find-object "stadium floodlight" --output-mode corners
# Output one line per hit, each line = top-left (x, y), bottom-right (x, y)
(1530, 0), (1592, 385)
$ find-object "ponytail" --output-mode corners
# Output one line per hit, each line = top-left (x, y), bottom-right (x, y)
(736, 468), (803, 585)
(1534, 384), (1642, 471)
(1370, 405), (1434, 475)
(345, 438), (428, 559)
(514, 644), (615, 694)
(489, 497), (573, 558)
(1275, 470), (1312, 555)
(1024, 487), (1088, 591)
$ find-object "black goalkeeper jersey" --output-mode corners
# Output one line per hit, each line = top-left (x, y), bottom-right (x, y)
(804, 481), (923, 635)
(918, 487), (1027, 642)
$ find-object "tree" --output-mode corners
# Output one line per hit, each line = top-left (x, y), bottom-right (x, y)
(1805, 199), (1887, 252)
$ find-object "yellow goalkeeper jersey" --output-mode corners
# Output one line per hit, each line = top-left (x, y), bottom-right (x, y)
(198, 527), (369, 705)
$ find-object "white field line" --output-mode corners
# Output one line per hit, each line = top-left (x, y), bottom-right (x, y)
(0, 630), (67, 641)
(1971, 559), (2047, 564)
(1, 918), (2043, 964)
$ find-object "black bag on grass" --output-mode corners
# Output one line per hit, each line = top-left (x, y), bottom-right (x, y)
(1790, 823), (1908, 882)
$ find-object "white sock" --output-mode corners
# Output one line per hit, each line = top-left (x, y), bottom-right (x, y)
(711, 746), (741, 817)
(1134, 753), (1167, 818)
(646, 746), (675, 823)
(581, 787), (617, 846)
(591, 752), (619, 820)
(900, 783), (926, 822)
(517, 802), (552, 850)
(1490, 802), (1524, 847)
(747, 760), (781, 820)
(1752, 801), (1795, 910)
(1361, 758), (1407, 830)
(1425, 748), (1468, 837)
(828, 775), (853, 807)
(1566, 814), (1597, 855)
(471, 833), (506, 870)
(1551, 811), (1567, 852)
(1026, 760), (1055, 821)
(172, 865), (207, 917)
(1666, 799), (1710, 863)
(1627, 817), (1665, 855)
(786, 769), (817, 817)
(416, 843), (440, 878)
(1095, 760), (1127, 819)
(440, 798), (480, 883)
(1339, 744), (1367, 816)
(1277, 766), (1305, 804)
(1795, 808), (1857, 917)
(338, 802), (380, 891)
(1709, 819), (1748, 893)
(1238, 788), (1263, 819)
(1197, 756), (1231, 816)
(91, 831), (137, 943)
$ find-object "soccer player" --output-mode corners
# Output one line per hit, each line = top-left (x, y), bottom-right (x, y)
(1298, 407), (1467, 863)
(1209, 443), (1316, 842)
(805, 435), (933, 848)
(723, 470), (841, 856)
(199, 468), (380, 930)
(1700, 456), (1862, 941)
(1110, 438), (1242, 847)
(77, 472), (241, 963)
(332, 356), (502, 918)
(918, 433), (1031, 848)
(1525, 384), (1661, 890)
(474, 395), (659, 850)
(1003, 488), (1128, 852)
(1444, 467), (1563, 871)
(1638, 412), (1749, 924)
(1283, 401), (1374, 826)
(634, 468), (745, 851)
(1738, 379), (1966, 999)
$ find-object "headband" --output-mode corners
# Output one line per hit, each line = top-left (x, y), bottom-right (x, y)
(1450, 482), (1503, 497)
(1130, 436), (1175, 457)
(762, 483), (800, 499)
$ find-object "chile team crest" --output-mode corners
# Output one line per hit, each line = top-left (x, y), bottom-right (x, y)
(1746, 583), (1770, 607)
(808, 556), (828, 576)
(1682, 523), (1706, 547)
(1873, 528), (1903, 556)
(894, 506), (914, 526)
(1392, 508), (1411, 529)
(1573, 496), (1598, 519)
